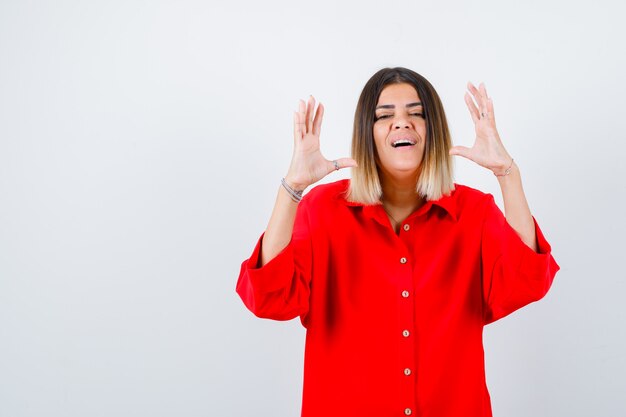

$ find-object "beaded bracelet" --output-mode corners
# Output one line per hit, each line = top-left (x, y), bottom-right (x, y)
(281, 178), (304, 203)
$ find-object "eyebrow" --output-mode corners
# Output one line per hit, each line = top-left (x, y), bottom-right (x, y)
(375, 102), (422, 110)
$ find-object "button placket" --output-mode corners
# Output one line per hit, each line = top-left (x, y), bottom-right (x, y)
(397, 249), (415, 415)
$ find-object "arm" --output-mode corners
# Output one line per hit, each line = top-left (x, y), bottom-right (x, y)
(261, 96), (356, 266)
(496, 162), (537, 251)
(450, 81), (559, 323)
(450, 82), (537, 251)
(236, 96), (356, 321)
(236, 201), (313, 321)
(479, 194), (559, 324)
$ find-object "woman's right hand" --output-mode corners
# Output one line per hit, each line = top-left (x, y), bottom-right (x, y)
(284, 96), (357, 191)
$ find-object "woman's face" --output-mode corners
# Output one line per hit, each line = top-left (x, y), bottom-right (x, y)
(373, 83), (427, 180)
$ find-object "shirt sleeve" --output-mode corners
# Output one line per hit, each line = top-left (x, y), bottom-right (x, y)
(480, 194), (560, 324)
(235, 199), (313, 324)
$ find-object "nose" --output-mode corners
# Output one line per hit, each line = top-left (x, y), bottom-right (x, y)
(393, 116), (411, 130)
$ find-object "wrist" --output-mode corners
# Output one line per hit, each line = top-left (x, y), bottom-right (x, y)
(492, 157), (515, 177)
(283, 175), (309, 192)
(281, 178), (305, 203)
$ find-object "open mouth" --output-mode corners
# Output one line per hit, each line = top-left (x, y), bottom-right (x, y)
(391, 138), (416, 148)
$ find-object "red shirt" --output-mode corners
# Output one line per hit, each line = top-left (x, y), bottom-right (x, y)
(236, 180), (559, 417)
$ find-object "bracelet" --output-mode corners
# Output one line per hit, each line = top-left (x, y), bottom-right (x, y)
(281, 178), (304, 203)
(493, 158), (514, 177)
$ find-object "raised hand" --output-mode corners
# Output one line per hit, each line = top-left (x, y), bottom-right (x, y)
(285, 95), (357, 190)
(449, 82), (513, 175)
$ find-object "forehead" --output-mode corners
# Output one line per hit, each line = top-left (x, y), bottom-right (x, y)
(377, 83), (420, 105)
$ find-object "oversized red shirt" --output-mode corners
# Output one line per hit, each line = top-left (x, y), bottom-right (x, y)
(236, 179), (559, 417)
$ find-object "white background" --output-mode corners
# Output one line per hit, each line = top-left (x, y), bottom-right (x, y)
(1, 0), (625, 416)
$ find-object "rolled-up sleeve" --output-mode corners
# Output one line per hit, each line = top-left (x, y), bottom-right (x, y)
(236, 200), (313, 323)
(480, 194), (560, 324)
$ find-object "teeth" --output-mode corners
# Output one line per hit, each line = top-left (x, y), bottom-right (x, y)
(392, 139), (415, 147)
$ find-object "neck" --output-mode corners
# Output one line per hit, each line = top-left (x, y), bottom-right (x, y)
(379, 172), (423, 210)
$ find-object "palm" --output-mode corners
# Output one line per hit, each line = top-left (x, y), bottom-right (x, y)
(298, 133), (329, 182)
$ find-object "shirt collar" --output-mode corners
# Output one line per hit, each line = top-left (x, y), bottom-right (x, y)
(342, 185), (458, 222)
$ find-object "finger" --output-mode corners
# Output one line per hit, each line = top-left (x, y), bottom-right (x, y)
(298, 99), (307, 137)
(312, 102), (324, 136)
(326, 157), (358, 174)
(487, 97), (496, 122)
(468, 82), (490, 118)
(478, 82), (490, 118)
(294, 111), (304, 142)
(295, 101), (306, 141)
(305, 95), (315, 133)
(449, 145), (473, 159)
(467, 82), (483, 109)
(469, 82), (490, 121)
(479, 82), (489, 101)
(335, 157), (358, 168)
(298, 99), (306, 124)
(464, 92), (480, 123)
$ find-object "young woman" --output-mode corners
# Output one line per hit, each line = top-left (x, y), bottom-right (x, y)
(236, 67), (559, 417)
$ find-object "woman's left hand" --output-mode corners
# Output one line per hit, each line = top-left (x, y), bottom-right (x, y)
(449, 82), (513, 175)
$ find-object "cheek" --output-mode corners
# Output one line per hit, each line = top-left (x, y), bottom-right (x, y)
(373, 125), (388, 149)
(416, 123), (427, 140)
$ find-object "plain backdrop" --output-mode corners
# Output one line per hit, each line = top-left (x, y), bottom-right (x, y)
(1, 0), (625, 416)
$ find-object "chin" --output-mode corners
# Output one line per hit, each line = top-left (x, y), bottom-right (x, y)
(392, 159), (422, 171)
(379, 162), (422, 178)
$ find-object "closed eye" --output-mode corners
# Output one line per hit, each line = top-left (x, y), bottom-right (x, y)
(375, 113), (424, 121)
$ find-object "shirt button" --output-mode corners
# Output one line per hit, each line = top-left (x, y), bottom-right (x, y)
(404, 408), (412, 415)
(402, 329), (410, 337)
(403, 224), (410, 231)
(400, 257), (407, 264)
(401, 290), (410, 298)
(404, 368), (411, 376)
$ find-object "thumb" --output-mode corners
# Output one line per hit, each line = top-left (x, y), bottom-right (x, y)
(327, 157), (358, 173)
(449, 146), (472, 159)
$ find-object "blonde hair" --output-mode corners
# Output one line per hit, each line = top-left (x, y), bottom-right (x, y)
(347, 67), (455, 204)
